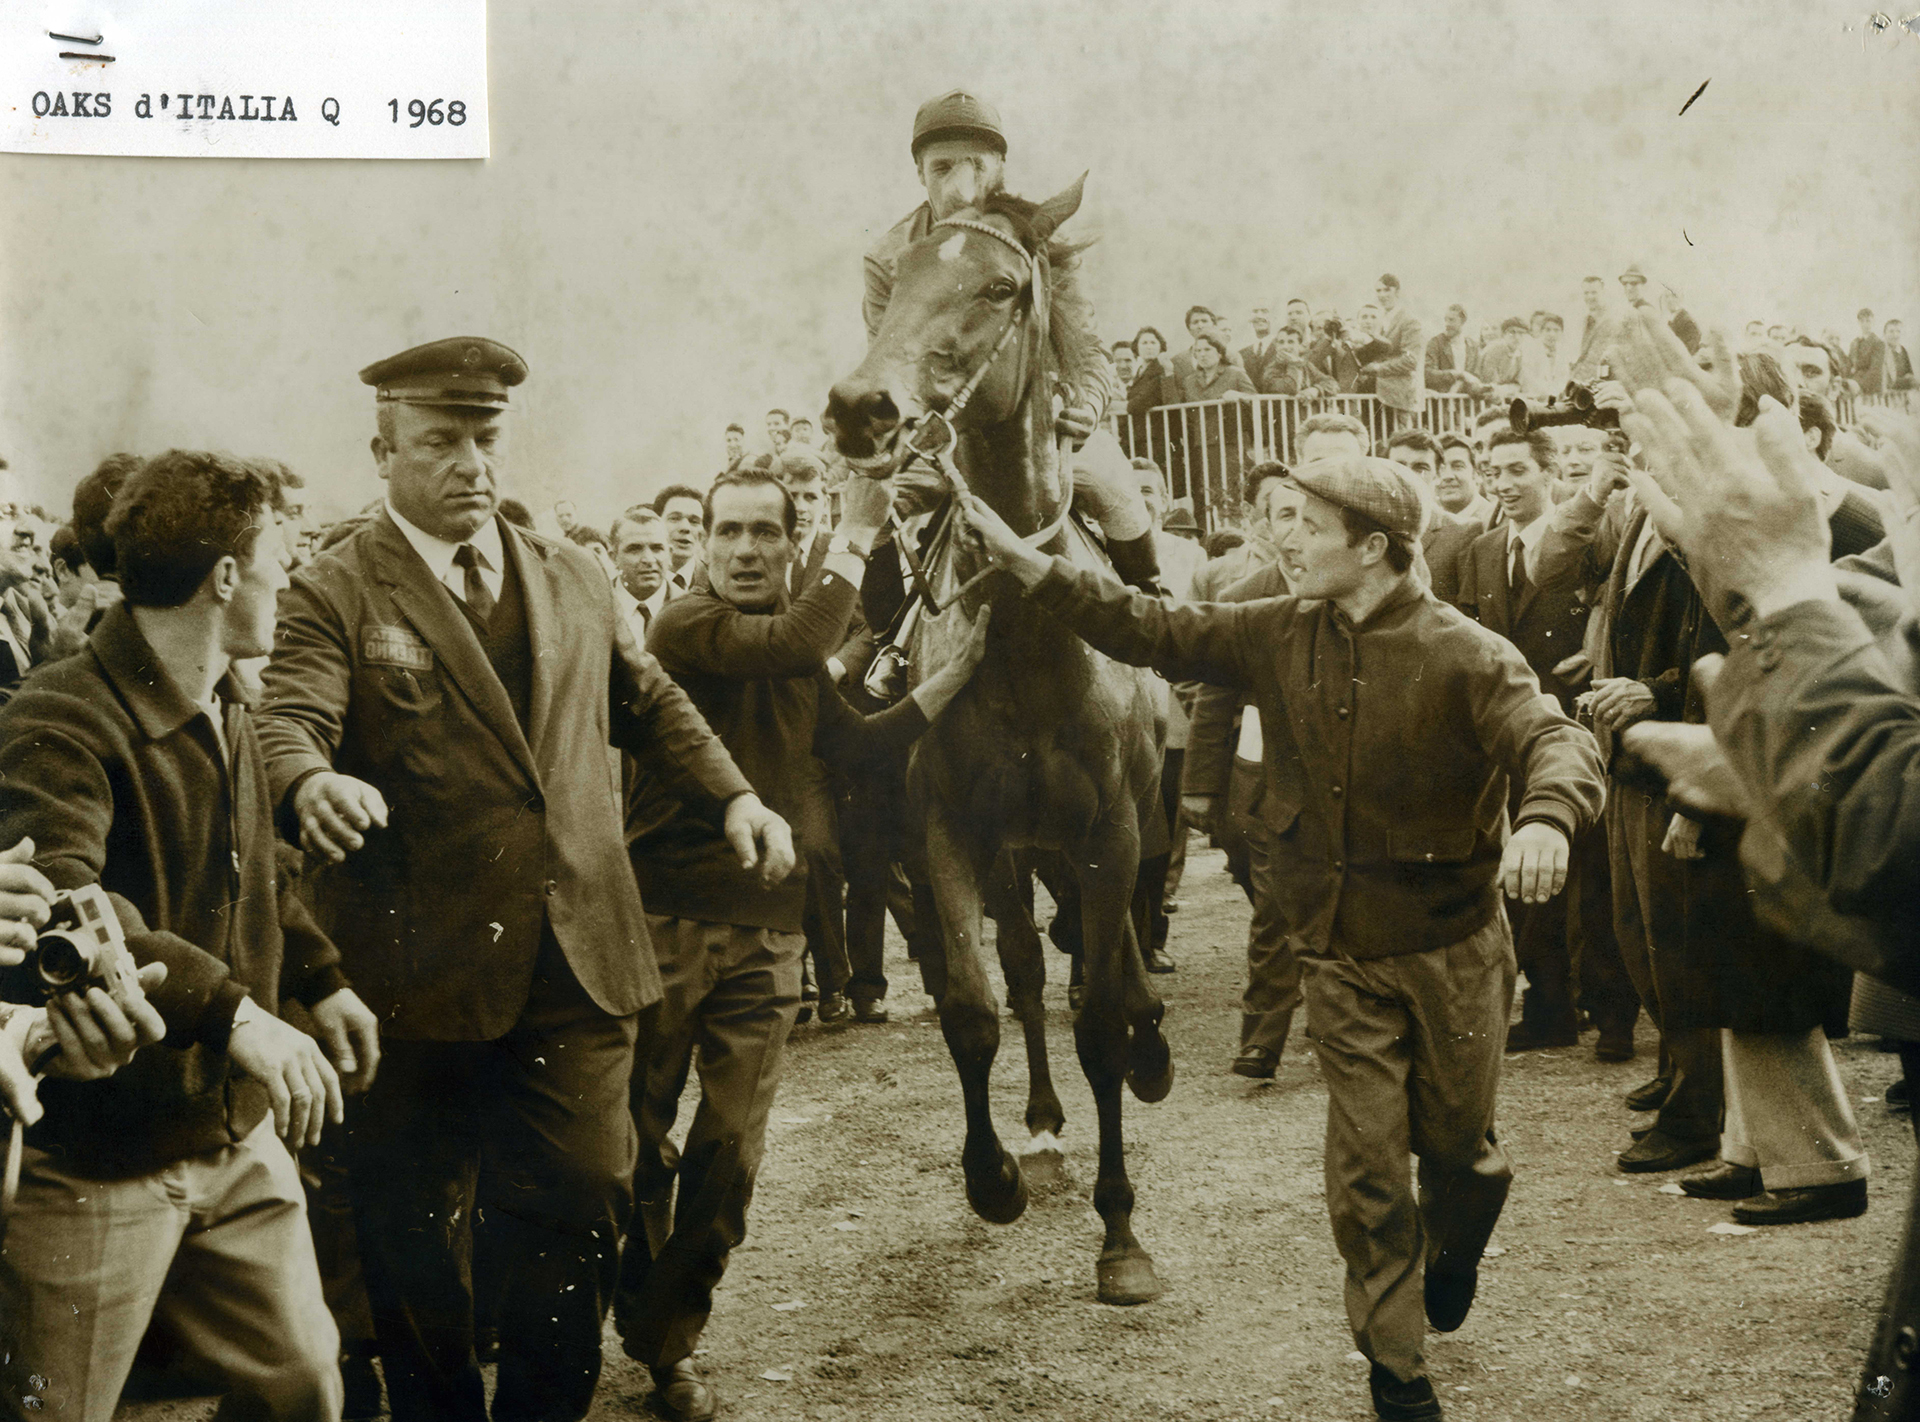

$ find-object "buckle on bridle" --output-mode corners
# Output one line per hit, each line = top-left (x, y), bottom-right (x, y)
(903, 410), (956, 463)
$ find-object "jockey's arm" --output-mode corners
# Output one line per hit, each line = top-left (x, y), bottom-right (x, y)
(1049, 261), (1118, 442)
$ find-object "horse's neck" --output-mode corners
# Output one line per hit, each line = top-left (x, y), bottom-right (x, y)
(956, 403), (1065, 539)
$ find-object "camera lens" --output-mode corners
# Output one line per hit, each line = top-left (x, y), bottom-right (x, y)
(34, 929), (92, 989)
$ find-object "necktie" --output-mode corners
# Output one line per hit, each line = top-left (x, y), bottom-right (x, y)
(454, 543), (495, 626)
(1509, 538), (1527, 595)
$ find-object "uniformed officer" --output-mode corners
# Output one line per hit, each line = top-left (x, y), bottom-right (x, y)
(257, 338), (789, 1422)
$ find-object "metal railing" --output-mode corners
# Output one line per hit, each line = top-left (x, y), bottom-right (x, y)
(1115, 393), (1483, 532)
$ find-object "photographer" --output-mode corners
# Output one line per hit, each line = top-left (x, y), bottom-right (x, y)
(0, 449), (376, 1421)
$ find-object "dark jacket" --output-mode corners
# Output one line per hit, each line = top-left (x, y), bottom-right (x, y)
(1455, 524), (1593, 709)
(1028, 560), (1603, 958)
(1532, 487), (1878, 1033)
(638, 570), (927, 932)
(257, 511), (750, 1040)
(1709, 596), (1920, 1420)
(0, 605), (348, 1175)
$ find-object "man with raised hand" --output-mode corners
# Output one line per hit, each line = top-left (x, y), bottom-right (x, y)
(961, 453), (1602, 1422)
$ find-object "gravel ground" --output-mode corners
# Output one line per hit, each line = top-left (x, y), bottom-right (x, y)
(125, 843), (1907, 1421)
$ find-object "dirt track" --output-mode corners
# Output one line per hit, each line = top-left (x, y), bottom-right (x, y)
(592, 843), (1907, 1422)
(121, 843), (1907, 1422)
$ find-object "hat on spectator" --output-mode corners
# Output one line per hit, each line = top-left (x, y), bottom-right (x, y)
(776, 447), (828, 482)
(359, 337), (528, 409)
(1163, 505), (1201, 537)
(911, 90), (1007, 161)
(1289, 455), (1429, 542)
(1618, 263), (1648, 287)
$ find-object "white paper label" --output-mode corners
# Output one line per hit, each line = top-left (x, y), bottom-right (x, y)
(0, 1), (488, 159)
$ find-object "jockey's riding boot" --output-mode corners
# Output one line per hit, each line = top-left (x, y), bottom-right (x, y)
(1107, 531), (1165, 594)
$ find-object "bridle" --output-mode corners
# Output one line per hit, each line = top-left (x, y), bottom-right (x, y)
(850, 215), (1071, 610)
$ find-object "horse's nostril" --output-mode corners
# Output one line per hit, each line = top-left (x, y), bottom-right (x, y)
(860, 391), (901, 427)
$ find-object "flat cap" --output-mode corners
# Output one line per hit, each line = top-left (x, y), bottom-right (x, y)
(1289, 455), (1429, 543)
(359, 337), (528, 409)
(1617, 263), (1648, 285)
(911, 89), (1006, 160)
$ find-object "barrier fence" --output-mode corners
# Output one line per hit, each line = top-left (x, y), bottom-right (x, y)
(1117, 387), (1916, 534)
(1115, 393), (1481, 533)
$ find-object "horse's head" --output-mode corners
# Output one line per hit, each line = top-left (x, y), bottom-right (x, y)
(827, 176), (1086, 465)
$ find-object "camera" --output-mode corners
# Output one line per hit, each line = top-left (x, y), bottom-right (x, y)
(1322, 316), (1344, 341)
(1510, 380), (1620, 436)
(29, 884), (132, 998)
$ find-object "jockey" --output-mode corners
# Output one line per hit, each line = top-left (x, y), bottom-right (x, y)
(864, 89), (1161, 589)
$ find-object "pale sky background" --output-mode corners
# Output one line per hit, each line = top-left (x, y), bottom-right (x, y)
(2, 0), (1916, 528)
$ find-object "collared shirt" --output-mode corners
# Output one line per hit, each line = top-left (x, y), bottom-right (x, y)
(385, 500), (504, 608)
(617, 582), (668, 648)
(1504, 513), (1550, 587)
(789, 531), (820, 595)
(1448, 333), (1467, 373)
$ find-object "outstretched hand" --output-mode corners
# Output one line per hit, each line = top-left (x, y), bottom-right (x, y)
(1617, 383), (1834, 626)
(1860, 409), (1920, 615)
(1609, 306), (1741, 425)
(958, 494), (1052, 588)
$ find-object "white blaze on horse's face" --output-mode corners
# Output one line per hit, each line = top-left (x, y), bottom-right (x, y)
(937, 232), (967, 265)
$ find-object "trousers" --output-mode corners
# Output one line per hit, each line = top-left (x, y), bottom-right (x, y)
(1304, 913), (1517, 1383)
(1609, 783), (1722, 1140)
(1721, 1027), (1870, 1189)
(1239, 817), (1301, 1056)
(0, 1119), (341, 1422)
(615, 915), (804, 1370)
(344, 928), (639, 1422)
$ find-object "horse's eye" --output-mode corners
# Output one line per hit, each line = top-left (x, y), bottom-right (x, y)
(985, 280), (1019, 302)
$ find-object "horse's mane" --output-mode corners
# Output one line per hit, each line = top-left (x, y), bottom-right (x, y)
(974, 191), (1099, 393)
(977, 190), (1094, 270)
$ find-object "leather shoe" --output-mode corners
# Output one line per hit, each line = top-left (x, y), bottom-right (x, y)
(651, 1358), (718, 1422)
(1888, 1078), (1911, 1111)
(1679, 1160), (1761, 1200)
(1143, 947), (1176, 974)
(1424, 1260), (1478, 1332)
(1623, 1075), (1670, 1112)
(1732, 1178), (1868, 1226)
(1231, 1045), (1277, 1080)
(817, 992), (852, 1027)
(851, 996), (889, 1024)
(1369, 1363), (1443, 1420)
(1616, 1131), (1717, 1174)
(1505, 1021), (1578, 1052)
(1594, 1025), (1636, 1062)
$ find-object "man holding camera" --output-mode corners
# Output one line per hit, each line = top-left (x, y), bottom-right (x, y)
(0, 449), (376, 1422)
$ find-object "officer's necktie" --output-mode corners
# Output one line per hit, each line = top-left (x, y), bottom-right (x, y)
(454, 543), (495, 626)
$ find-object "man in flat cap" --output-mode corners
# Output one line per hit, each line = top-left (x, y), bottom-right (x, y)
(256, 338), (792, 1422)
(960, 455), (1604, 1422)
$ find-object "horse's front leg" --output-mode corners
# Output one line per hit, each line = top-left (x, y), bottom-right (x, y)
(986, 852), (1069, 1192)
(1075, 815), (1167, 1305)
(927, 811), (1028, 1225)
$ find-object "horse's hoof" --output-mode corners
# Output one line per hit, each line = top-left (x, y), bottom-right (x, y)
(963, 1147), (1028, 1224)
(1126, 1032), (1174, 1104)
(1017, 1137), (1071, 1194)
(1096, 1250), (1166, 1306)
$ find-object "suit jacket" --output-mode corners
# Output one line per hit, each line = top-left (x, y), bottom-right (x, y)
(1851, 334), (1889, 395)
(1372, 307), (1424, 412)
(1424, 331), (1480, 390)
(257, 510), (751, 1040)
(1239, 339), (1283, 391)
(1421, 516), (1483, 606)
(1170, 345), (1245, 394)
(1454, 525), (1592, 709)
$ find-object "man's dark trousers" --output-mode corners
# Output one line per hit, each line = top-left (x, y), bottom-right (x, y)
(344, 927), (638, 1422)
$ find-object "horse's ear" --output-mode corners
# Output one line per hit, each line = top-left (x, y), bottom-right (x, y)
(1030, 172), (1087, 245)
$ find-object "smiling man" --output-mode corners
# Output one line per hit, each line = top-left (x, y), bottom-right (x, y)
(962, 454), (1603, 1422)
(624, 466), (987, 1418)
(258, 337), (786, 1422)
(1455, 429), (1638, 1061)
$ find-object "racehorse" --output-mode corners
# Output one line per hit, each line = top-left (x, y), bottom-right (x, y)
(825, 178), (1174, 1305)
